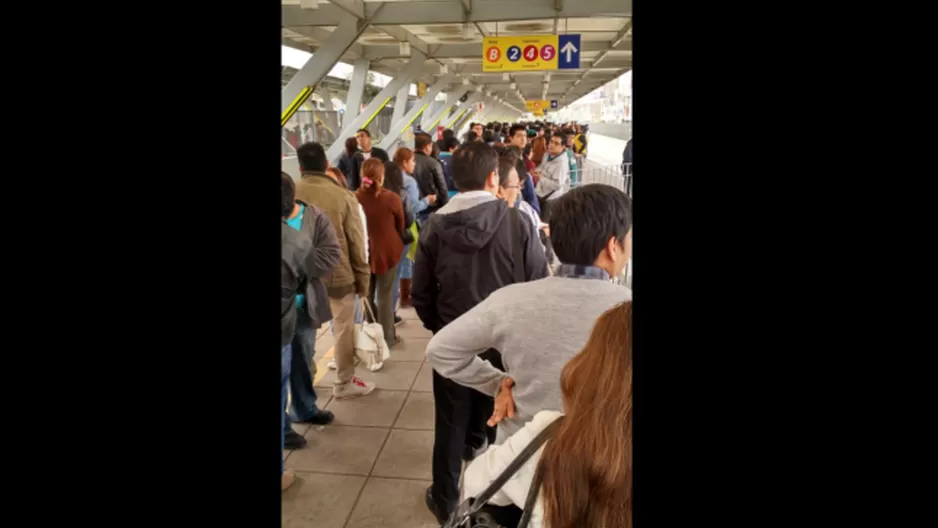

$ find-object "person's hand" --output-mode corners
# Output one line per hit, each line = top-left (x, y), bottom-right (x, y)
(488, 377), (516, 427)
(426, 194), (438, 205)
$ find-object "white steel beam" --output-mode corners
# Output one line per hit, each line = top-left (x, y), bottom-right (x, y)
(360, 40), (620, 61)
(282, 0), (632, 27)
(378, 76), (455, 151)
(325, 52), (429, 162)
(388, 83), (412, 133)
(281, 14), (371, 115)
(344, 59), (371, 123)
(421, 87), (470, 132)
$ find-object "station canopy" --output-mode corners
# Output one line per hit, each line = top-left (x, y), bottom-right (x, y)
(282, 0), (632, 112)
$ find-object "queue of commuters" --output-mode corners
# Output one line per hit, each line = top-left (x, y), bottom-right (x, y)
(281, 123), (631, 527)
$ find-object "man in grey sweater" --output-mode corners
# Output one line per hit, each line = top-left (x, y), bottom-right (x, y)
(426, 184), (633, 442)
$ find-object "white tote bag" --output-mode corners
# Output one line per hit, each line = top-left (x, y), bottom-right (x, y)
(354, 299), (391, 372)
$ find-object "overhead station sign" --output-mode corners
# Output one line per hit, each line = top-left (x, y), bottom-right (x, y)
(483, 34), (581, 72)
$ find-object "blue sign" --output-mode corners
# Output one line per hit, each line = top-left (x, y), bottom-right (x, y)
(550, 100), (558, 109)
(506, 45), (522, 62)
(557, 34), (581, 70)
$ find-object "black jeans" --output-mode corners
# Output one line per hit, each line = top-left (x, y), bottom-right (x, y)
(430, 348), (505, 516)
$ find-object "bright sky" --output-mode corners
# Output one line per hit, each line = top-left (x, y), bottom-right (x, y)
(282, 45), (417, 96)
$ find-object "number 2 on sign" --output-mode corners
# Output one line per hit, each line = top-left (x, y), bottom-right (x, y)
(523, 45), (538, 61)
(507, 46), (521, 62)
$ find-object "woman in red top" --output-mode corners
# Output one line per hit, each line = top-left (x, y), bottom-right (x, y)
(356, 158), (405, 348)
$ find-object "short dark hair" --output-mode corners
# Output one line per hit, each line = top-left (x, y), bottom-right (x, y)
(451, 141), (498, 192)
(443, 137), (460, 151)
(467, 131), (479, 142)
(297, 142), (327, 172)
(442, 128), (455, 140)
(482, 130), (495, 143)
(509, 124), (527, 139)
(549, 185), (632, 266)
(281, 172), (296, 218)
(357, 128), (371, 138)
(415, 132), (433, 152)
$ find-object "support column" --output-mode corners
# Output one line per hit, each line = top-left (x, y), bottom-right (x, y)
(282, 15), (366, 116)
(378, 76), (454, 151)
(388, 83), (412, 132)
(344, 59), (370, 124)
(317, 86), (335, 111)
(326, 52), (428, 162)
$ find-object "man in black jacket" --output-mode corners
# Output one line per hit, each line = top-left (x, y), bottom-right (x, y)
(412, 132), (450, 223)
(412, 141), (549, 523)
(349, 128), (389, 190)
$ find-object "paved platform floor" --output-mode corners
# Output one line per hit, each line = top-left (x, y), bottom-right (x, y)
(282, 306), (442, 528)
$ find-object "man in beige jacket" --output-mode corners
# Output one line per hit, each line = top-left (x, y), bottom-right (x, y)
(294, 142), (375, 399)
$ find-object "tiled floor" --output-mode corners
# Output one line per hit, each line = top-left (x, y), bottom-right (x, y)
(283, 306), (441, 528)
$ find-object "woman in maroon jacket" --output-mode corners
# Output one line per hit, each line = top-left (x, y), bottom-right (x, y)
(356, 158), (405, 348)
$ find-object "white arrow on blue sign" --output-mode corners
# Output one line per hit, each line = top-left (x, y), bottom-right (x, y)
(557, 34), (581, 69)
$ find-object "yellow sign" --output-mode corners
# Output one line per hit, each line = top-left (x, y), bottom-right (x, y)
(533, 108), (546, 117)
(525, 100), (551, 112)
(482, 35), (559, 72)
(417, 82), (427, 98)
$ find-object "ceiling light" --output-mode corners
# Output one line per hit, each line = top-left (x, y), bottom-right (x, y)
(502, 73), (510, 81)
(463, 77), (470, 85)
(300, 0), (318, 9)
(400, 41), (411, 56)
(440, 64), (448, 74)
(510, 82), (516, 89)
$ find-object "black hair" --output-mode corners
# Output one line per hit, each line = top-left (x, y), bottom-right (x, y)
(467, 131), (479, 142)
(296, 142), (327, 172)
(430, 141), (440, 159)
(383, 161), (404, 195)
(357, 128), (371, 138)
(281, 172), (296, 218)
(549, 185), (632, 266)
(451, 141), (498, 192)
(443, 137), (460, 152)
(482, 129), (495, 143)
(496, 148), (520, 187)
(442, 128), (455, 140)
(415, 132), (433, 152)
(509, 124), (527, 139)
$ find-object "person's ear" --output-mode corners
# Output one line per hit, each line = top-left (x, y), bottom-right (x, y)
(325, 160), (330, 171)
(487, 171), (499, 188)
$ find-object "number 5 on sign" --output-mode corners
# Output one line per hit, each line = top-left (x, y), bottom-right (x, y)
(482, 35), (577, 72)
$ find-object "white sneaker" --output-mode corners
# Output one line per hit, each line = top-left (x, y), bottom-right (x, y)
(333, 376), (376, 399)
(327, 359), (337, 370)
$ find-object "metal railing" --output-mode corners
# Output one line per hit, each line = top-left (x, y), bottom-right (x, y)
(570, 163), (632, 198)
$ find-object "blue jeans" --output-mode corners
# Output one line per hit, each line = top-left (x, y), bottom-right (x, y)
(393, 244), (413, 310)
(285, 308), (320, 433)
(281, 343), (292, 474)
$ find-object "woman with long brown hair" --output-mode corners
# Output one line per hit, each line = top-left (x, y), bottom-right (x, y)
(462, 301), (632, 528)
(355, 158), (405, 348)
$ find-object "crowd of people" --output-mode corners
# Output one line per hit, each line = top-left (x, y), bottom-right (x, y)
(280, 120), (632, 527)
